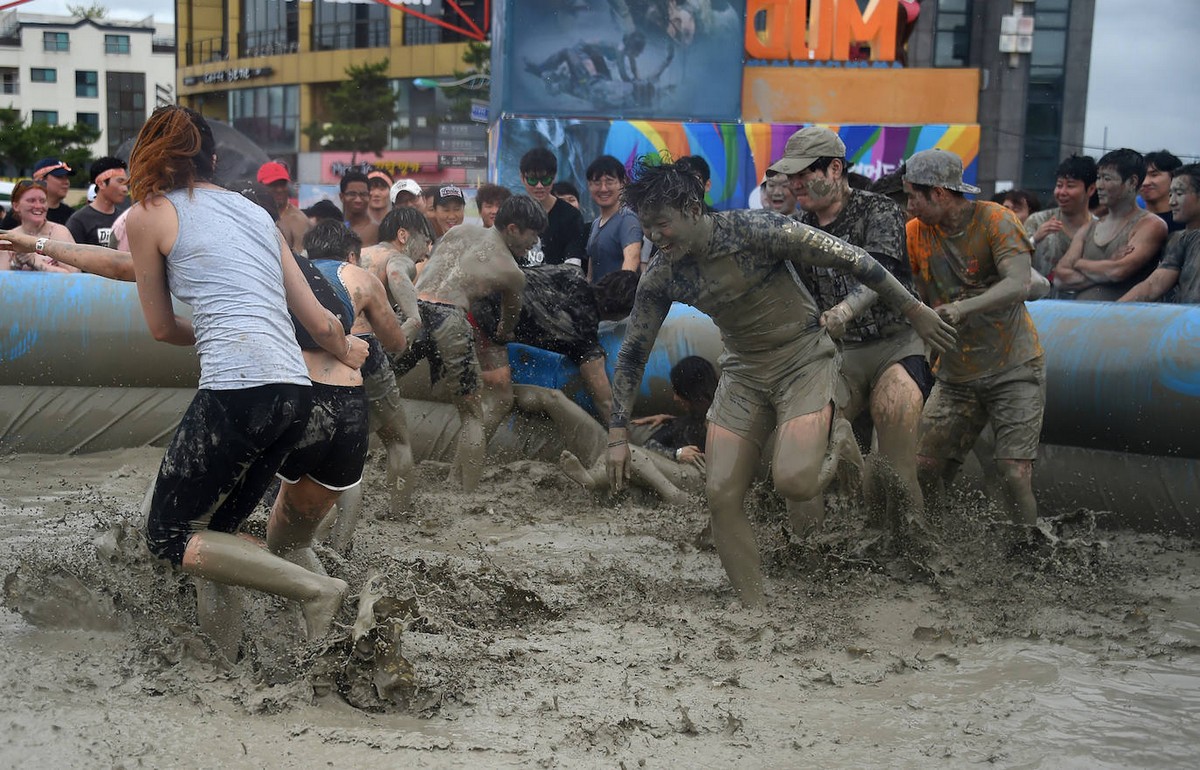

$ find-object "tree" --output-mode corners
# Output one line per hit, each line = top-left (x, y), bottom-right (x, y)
(444, 40), (491, 123)
(66, 3), (108, 19)
(0, 108), (101, 178)
(303, 59), (398, 161)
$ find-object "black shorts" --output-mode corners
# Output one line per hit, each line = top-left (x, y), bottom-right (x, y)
(390, 300), (480, 397)
(277, 382), (369, 491)
(145, 384), (313, 566)
(360, 334), (386, 378)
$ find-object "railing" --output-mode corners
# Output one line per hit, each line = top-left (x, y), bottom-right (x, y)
(152, 36), (176, 54)
(239, 29), (298, 58)
(184, 36), (227, 66)
(311, 19), (388, 51)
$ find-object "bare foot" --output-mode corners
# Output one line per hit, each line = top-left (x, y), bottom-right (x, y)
(302, 577), (349, 639)
(558, 450), (598, 491)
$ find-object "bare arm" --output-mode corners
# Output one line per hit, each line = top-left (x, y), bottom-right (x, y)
(494, 263), (527, 340)
(1118, 267), (1179, 303)
(278, 233), (368, 368)
(385, 253), (422, 339)
(1072, 216), (1168, 283)
(1050, 222), (1092, 289)
(621, 241), (642, 272)
(0, 229), (134, 281)
(358, 270), (408, 353)
(126, 202), (195, 346)
(1028, 266), (1052, 300)
(609, 269), (672, 430)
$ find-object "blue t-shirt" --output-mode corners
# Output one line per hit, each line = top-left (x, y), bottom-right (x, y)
(587, 207), (643, 284)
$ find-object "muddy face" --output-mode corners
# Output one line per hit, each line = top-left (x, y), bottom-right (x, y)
(903, 182), (944, 227)
(637, 203), (704, 259)
(1169, 175), (1200, 227)
(501, 225), (539, 258)
(788, 164), (840, 214)
(1095, 166), (1136, 209)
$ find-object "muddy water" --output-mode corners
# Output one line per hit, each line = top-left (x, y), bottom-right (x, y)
(1, 447), (1198, 767)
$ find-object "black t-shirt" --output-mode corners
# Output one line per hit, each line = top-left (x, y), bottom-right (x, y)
(1155, 209), (1185, 234)
(0, 201), (73, 230)
(523, 198), (587, 267)
(66, 204), (126, 247)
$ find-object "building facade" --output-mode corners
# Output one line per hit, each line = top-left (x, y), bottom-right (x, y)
(0, 12), (176, 157)
(175, 0), (489, 187)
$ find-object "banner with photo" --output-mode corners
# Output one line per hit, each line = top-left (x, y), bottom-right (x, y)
(492, 0), (746, 122)
(494, 118), (980, 215)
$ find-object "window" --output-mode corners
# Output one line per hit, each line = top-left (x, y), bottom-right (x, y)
(77, 112), (101, 131)
(43, 31), (69, 52)
(0, 68), (16, 95)
(105, 34), (131, 54)
(933, 0), (973, 67)
(76, 70), (99, 98)
(228, 84), (301, 155)
(106, 71), (146, 155)
(31, 67), (57, 83)
(312, 0), (388, 51)
(32, 110), (59, 125)
(240, 0), (299, 57)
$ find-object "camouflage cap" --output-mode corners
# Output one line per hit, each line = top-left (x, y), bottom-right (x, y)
(768, 127), (847, 175)
(903, 149), (981, 194)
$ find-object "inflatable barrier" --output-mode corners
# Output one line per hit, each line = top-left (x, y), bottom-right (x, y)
(1, 274), (1197, 532)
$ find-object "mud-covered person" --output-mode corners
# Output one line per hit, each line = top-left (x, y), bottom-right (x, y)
(348, 206), (435, 515)
(267, 220), (407, 578)
(1053, 148), (1168, 301)
(1120, 163), (1200, 304)
(903, 149), (1045, 531)
(774, 127), (933, 540)
(390, 224), (526, 491)
(123, 106), (369, 650)
(608, 159), (956, 606)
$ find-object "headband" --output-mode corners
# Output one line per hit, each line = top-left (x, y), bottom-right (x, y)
(33, 162), (71, 181)
(96, 168), (127, 186)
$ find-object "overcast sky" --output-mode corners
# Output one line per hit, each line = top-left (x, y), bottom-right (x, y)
(21, 0), (1199, 161)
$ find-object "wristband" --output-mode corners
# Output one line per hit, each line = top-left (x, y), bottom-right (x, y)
(607, 440), (628, 448)
(35, 237), (48, 255)
(675, 448), (683, 461)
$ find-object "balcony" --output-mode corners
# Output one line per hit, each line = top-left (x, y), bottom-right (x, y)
(311, 19), (388, 52)
(239, 29), (298, 58)
(185, 36), (227, 66)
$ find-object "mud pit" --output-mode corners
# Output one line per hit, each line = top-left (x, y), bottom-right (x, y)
(2, 447), (1199, 767)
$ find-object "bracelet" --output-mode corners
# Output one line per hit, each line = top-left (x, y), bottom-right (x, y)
(607, 440), (628, 447)
(345, 337), (352, 357)
(675, 448), (683, 461)
(34, 237), (49, 255)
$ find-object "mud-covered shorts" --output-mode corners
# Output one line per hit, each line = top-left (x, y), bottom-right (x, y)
(145, 383), (313, 566)
(390, 300), (480, 397)
(277, 382), (369, 491)
(918, 357), (1046, 463)
(841, 327), (931, 410)
(707, 352), (841, 450)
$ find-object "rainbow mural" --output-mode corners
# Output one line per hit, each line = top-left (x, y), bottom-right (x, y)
(494, 119), (980, 214)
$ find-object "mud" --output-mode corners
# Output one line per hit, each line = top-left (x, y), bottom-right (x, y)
(1, 448), (1198, 767)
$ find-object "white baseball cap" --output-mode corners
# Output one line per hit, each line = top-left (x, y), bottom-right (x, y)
(389, 178), (422, 204)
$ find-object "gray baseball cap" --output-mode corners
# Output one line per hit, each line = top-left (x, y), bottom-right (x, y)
(768, 127), (847, 175)
(903, 149), (981, 194)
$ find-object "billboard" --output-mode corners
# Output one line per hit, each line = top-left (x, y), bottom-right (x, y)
(492, 0), (746, 122)
(494, 118), (980, 215)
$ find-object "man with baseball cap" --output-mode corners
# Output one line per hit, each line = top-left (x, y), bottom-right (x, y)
(389, 179), (423, 209)
(2, 158), (75, 228)
(431, 184), (466, 240)
(65, 157), (128, 248)
(258, 160), (311, 252)
(902, 148), (1045, 533)
(771, 127), (931, 542)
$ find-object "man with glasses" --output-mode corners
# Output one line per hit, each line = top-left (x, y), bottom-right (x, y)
(65, 157), (128, 248)
(339, 170), (379, 247)
(518, 147), (587, 269)
(585, 155), (643, 283)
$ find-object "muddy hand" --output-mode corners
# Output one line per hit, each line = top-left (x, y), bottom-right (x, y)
(819, 304), (852, 340)
(342, 335), (370, 369)
(607, 433), (631, 492)
(0, 229), (34, 253)
(907, 303), (957, 354)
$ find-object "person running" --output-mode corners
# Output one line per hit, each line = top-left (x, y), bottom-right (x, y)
(266, 220), (407, 572)
(390, 224), (526, 491)
(608, 159), (955, 606)
(125, 105), (368, 648)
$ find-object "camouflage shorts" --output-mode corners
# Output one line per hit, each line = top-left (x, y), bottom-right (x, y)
(918, 358), (1046, 463)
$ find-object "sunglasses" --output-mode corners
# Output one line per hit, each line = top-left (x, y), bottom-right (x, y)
(524, 174), (554, 187)
(15, 179), (48, 191)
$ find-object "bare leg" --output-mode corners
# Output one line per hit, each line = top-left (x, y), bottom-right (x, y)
(182, 530), (348, 639)
(514, 384), (606, 464)
(323, 483), (361, 555)
(870, 364), (926, 534)
(705, 424), (766, 606)
(578, 358), (614, 425)
(781, 406), (859, 538)
(371, 397), (415, 514)
(480, 366), (515, 440)
(996, 458), (1037, 525)
(193, 578), (244, 662)
(452, 392), (486, 492)
(267, 477), (342, 561)
(559, 450), (602, 491)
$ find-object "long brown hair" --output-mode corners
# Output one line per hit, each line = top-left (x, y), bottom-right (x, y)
(129, 105), (217, 202)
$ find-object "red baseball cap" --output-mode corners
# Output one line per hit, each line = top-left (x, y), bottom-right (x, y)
(257, 161), (291, 185)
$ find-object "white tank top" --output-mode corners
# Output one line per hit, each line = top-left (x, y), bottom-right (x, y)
(163, 188), (309, 390)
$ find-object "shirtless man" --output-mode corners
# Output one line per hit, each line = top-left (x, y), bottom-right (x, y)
(340, 171), (380, 247)
(1120, 163), (1200, 304)
(367, 170), (393, 223)
(608, 160), (956, 605)
(1023, 155), (1097, 279)
(1054, 149), (1168, 301)
(258, 161), (311, 252)
(390, 225), (526, 491)
(774, 127), (932, 538)
(347, 206), (434, 514)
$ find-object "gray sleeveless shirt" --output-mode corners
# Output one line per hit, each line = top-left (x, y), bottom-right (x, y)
(163, 188), (309, 390)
